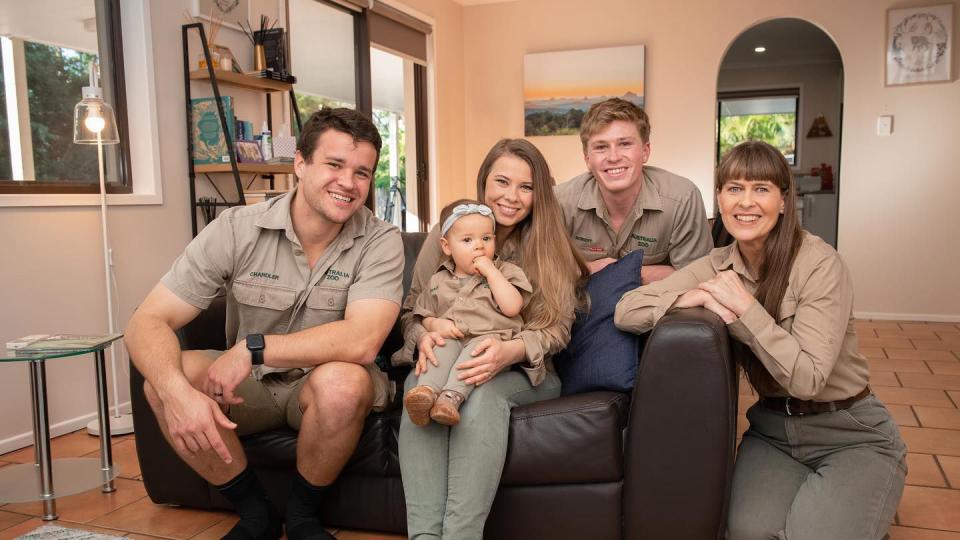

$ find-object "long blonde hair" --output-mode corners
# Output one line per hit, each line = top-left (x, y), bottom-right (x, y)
(476, 139), (589, 329)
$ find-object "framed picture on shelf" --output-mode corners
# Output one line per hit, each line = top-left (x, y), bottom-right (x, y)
(236, 140), (264, 163)
(886, 3), (953, 86)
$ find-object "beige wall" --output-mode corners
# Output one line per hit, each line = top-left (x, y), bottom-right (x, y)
(460, 0), (960, 320)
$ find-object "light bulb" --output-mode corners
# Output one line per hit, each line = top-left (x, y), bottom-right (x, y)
(85, 114), (106, 133)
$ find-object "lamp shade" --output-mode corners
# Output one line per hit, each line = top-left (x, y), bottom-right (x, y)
(73, 90), (119, 145)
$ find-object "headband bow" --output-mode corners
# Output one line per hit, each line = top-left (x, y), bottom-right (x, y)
(441, 203), (496, 236)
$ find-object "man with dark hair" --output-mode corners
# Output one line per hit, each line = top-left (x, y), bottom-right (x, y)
(556, 98), (712, 282)
(126, 108), (403, 540)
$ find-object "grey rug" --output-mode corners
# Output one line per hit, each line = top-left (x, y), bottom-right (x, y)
(15, 525), (124, 540)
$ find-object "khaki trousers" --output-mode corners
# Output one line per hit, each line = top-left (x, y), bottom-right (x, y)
(727, 394), (907, 540)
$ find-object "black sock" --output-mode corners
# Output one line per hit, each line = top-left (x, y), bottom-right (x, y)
(285, 471), (335, 540)
(215, 468), (282, 540)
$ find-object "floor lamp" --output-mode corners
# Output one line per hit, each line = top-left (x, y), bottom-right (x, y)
(73, 62), (134, 436)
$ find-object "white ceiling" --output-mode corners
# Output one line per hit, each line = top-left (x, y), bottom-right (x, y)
(721, 18), (841, 70)
(0, 0), (98, 53)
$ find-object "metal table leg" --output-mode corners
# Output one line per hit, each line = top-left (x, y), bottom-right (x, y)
(28, 366), (42, 465)
(30, 359), (57, 521)
(94, 350), (116, 493)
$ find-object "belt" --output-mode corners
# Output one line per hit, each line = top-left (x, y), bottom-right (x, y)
(760, 386), (871, 416)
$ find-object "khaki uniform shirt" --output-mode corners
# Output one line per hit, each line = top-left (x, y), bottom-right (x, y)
(555, 166), (712, 268)
(614, 232), (870, 402)
(161, 189), (404, 383)
(413, 259), (532, 343)
(393, 224), (571, 386)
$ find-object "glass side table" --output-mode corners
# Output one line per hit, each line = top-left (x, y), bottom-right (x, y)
(0, 336), (123, 520)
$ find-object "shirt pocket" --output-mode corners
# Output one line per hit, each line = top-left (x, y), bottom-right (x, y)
(232, 280), (297, 311)
(302, 286), (349, 329)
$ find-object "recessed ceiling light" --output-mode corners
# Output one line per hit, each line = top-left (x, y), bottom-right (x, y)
(754, 46), (767, 53)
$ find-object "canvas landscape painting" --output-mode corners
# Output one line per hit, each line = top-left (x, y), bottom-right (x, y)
(524, 45), (645, 137)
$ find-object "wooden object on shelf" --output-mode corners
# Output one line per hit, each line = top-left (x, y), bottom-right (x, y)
(189, 70), (293, 92)
(195, 163), (294, 174)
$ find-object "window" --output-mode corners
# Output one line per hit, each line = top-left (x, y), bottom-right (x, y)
(717, 89), (799, 166)
(0, 0), (130, 194)
(289, 0), (431, 232)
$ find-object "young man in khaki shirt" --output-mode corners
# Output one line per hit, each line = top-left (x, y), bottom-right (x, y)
(555, 98), (712, 282)
(125, 109), (403, 540)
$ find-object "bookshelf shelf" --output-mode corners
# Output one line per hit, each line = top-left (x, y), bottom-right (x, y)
(195, 163), (295, 174)
(188, 70), (293, 92)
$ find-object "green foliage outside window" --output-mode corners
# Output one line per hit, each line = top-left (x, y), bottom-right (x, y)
(25, 42), (99, 181)
(718, 113), (797, 165)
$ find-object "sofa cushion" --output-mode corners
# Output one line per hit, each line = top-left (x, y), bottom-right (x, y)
(500, 391), (628, 485)
(555, 249), (643, 395)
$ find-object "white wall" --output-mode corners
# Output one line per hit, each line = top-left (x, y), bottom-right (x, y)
(459, 0), (960, 321)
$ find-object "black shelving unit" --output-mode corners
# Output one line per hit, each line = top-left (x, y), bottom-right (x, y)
(182, 23), (303, 236)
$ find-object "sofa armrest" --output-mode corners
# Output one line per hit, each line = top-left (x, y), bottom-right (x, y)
(622, 307), (737, 540)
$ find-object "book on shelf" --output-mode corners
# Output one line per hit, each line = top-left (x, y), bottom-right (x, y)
(6, 334), (122, 353)
(191, 96), (236, 165)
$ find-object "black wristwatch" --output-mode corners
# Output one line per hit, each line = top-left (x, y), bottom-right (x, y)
(246, 333), (265, 366)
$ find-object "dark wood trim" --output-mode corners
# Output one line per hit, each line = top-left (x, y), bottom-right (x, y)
(4, 0), (132, 195)
(355, 8), (374, 210)
(414, 63), (429, 232)
(0, 180), (132, 194)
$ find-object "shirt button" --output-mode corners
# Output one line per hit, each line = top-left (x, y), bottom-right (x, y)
(328, 298), (335, 306)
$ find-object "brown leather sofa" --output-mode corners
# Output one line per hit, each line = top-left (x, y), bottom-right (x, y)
(130, 232), (738, 539)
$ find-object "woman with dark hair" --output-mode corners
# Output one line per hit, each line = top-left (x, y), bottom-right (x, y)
(614, 140), (906, 540)
(395, 139), (588, 539)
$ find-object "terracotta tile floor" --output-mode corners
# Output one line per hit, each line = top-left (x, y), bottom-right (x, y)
(0, 319), (958, 539)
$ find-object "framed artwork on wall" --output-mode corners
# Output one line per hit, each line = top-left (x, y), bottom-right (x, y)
(886, 3), (953, 86)
(523, 45), (645, 137)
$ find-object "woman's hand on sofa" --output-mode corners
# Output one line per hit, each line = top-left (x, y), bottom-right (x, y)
(674, 289), (737, 324)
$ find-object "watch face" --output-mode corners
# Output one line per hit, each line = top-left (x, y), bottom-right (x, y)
(247, 334), (265, 350)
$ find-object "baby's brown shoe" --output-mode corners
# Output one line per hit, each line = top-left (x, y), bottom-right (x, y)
(404, 385), (437, 426)
(430, 390), (466, 426)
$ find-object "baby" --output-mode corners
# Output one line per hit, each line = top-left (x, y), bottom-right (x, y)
(404, 200), (532, 426)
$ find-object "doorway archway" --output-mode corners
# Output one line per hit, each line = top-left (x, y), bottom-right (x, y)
(716, 18), (843, 248)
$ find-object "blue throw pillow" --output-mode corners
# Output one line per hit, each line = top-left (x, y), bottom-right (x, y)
(555, 249), (644, 395)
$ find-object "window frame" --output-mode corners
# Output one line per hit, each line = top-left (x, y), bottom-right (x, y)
(0, 0), (162, 207)
(716, 87), (802, 168)
(0, 0), (131, 195)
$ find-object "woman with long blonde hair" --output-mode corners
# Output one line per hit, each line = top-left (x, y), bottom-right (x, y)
(615, 140), (906, 539)
(396, 138), (587, 539)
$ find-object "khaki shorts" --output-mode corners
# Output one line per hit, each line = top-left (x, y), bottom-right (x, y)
(198, 351), (392, 437)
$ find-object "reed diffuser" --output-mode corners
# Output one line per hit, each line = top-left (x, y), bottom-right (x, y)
(241, 15), (279, 72)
